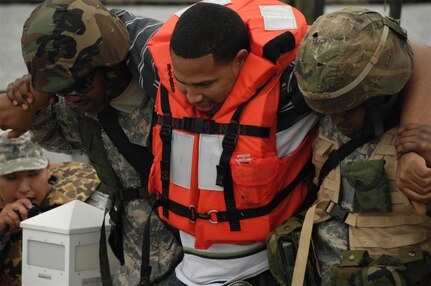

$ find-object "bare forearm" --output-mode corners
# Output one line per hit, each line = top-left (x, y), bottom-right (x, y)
(401, 42), (431, 124)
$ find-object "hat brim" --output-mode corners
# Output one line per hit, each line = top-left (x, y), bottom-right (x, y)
(0, 158), (48, 176)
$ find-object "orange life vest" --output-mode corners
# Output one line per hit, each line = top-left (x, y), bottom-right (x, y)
(148, 0), (314, 249)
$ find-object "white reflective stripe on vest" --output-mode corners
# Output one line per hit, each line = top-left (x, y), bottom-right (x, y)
(171, 130), (194, 189)
(259, 5), (297, 30)
(198, 134), (224, 191)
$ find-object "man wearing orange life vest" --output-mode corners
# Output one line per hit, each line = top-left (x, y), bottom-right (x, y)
(147, 1), (319, 285)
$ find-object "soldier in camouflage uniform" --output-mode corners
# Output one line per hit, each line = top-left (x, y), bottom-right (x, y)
(0, 131), (104, 286)
(294, 7), (431, 286)
(2, 0), (183, 285)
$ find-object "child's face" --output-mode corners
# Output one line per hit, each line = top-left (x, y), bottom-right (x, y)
(0, 167), (51, 206)
(329, 105), (366, 137)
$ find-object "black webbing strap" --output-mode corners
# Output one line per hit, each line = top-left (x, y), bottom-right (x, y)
(99, 209), (113, 286)
(97, 105), (154, 286)
(139, 200), (161, 286)
(215, 75), (275, 231)
(317, 134), (374, 188)
(216, 105), (245, 231)
(159, 85), (172, 219)
(157, 161), (313, 223)
(97, 105), (154, 181)
(156, 115), (270, 138)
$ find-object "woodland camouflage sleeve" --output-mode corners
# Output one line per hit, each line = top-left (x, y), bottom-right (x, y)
(32, 99), (85, 154)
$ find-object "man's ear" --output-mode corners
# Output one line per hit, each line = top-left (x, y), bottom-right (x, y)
(46, 162), (53, 177)
(235, 49), (249, 67)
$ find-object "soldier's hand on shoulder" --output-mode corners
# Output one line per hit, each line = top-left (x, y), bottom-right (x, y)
(396, 123), (431, 166)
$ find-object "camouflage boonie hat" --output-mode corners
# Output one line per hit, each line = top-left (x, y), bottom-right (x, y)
(0, 132), (48, 176)
(295, 7), (414, 114)
(21, 0), (130, 93)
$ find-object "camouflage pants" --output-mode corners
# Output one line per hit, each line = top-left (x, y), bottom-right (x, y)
(112, 199), (183, 286)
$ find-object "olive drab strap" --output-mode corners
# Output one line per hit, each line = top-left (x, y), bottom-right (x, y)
(291, 203), (318, 286)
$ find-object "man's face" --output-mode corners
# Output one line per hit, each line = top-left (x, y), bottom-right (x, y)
(171, 50), (246, 116)
(59, 69), (106, 113)
(0, 167), (51, 206)
(329, 105), (367, 137)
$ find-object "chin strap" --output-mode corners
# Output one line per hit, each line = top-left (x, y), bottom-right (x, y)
(364, 94), (400, 138)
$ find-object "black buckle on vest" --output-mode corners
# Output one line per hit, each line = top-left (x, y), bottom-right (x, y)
(188, 205), (218, 224)
(160, 114), (172, 139)
(181, 117), (212, 133)
(193, 118), (212, 133)
(222, 133), (238, 150)
(160, 124), (172, 138)
(181, 117), (193, 131)
(326, 202), (349, 222)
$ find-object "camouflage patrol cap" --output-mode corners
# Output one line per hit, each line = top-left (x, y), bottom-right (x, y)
(0, 132), (48, 176)
(21, 0), (130, 94)
(295, 7), (414, 114)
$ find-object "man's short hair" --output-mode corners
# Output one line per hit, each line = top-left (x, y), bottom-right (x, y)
(170, 3), (250, 64)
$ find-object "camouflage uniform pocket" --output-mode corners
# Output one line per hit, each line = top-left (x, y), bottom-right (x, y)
(343, 159), (391, 213)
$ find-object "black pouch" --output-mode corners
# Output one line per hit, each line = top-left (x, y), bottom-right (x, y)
(108, 204), (125, 265)
(343, 159), (391, 213)
(402, 247), (431, 285)
(330, 264), (408, 286)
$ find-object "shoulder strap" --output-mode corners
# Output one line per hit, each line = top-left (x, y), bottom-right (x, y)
(318, 111), (399, 187)
(97, 105), (154, 182)
(318, 134), (374, 187)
